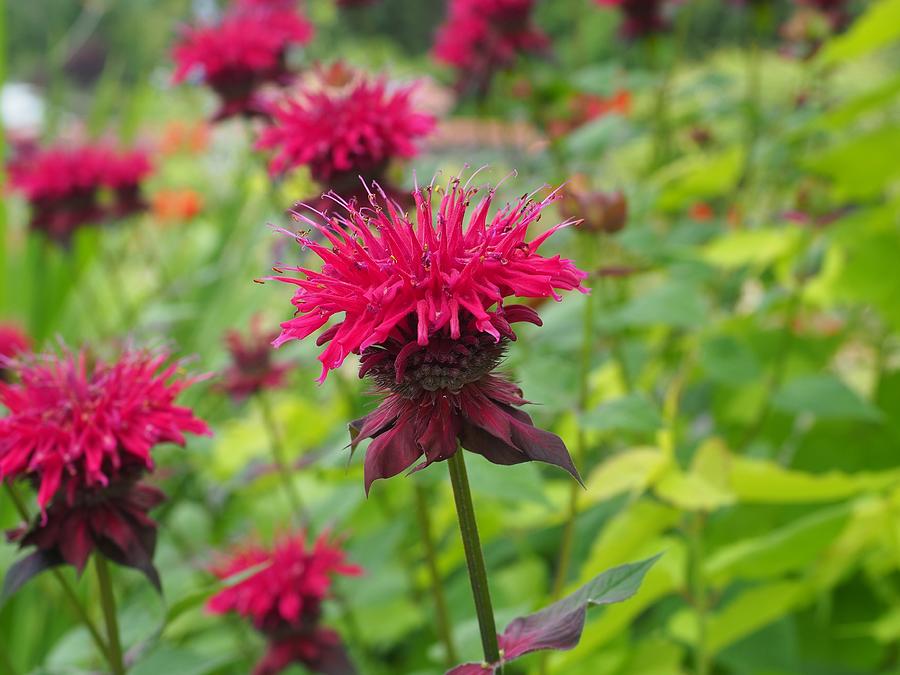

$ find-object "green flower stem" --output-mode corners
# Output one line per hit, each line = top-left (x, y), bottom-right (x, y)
(740, 287), (803, 448)
(738, 3), (770, 189)
(688, 512), (709, 675)
(414, 484), (459, 667)
(3, 482), (114, 668)
(94, 555), (126, 675)
(0, 641), (18, 675)
(447, 451), (501, 666)
(256, 391), (309, 527)
(647, 1), (694, 171)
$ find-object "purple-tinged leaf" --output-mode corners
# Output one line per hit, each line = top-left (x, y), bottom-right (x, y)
(2, 549), (64, 601)
(446, 554), (662, 674)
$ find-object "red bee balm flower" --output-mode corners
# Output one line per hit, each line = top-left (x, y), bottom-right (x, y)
(172, 8), (313, 121)
(595, 0), (669, 39)
(0, 323), (30, 376)
(220, 318), (292, 401)
(8, 144), (152, 244)
(434, 0), (549, 95)
(257, 73), (435, 193)
(269, 177), (587, 492)
(0, 350), (210, 586)
(208, 534), (361, 675)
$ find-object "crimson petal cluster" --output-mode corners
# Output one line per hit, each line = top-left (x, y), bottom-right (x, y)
(8, 144), (153, 245)
(207, 533), (362, 675)
(433, 0), (549, 96)
(0, 349), (210, 584)
(257, 72), (434, 207)
(172, 3), (313, 121)
(220, 318), (292, 401)
(0, 323), (30, 380)
(269, 176), (586, 492)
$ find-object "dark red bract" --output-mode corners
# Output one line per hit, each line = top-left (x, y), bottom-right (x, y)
(268, 176), (586, 491)
(350, 311), (582, 492)
(172, 7), (313, 121)
(433, 0), (549, 96)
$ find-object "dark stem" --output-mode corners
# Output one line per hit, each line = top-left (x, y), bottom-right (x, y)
(414, 484), (459, 666)
(94, 555), (126, 675)
(3, 482), (113, 667)
(447, 451), (501, 666)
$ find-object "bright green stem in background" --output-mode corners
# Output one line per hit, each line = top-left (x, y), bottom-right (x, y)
(94, 555), (126, 675)
(740, 287), (803, 448)
(256, 391), (309, 527)
(689, 513), (710, 675)
(739, 3), (771, 188)
(647, 1), (694, 171)
(3, 482), (114, 668)
(414, 484), (459, 667)
(447, 451), (501, 666)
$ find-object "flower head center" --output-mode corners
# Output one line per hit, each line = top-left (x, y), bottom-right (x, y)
(362, 330), (507, 399)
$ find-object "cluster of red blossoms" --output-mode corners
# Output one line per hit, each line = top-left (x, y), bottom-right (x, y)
(269, 176), (587, 492)
(219, 317), (292, 401)
(0, 323), (30, 380)
(207, 534), (361, 675)
(172, 0), (313, 121)
(0, 350), (209, 588)
(595, 0), (670, 39)
(258, 71), (434, 208)
(8, 144), (152, 245)
(433, 0), (549, 96)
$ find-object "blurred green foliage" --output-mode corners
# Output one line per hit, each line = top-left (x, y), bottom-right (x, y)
(2, 0), (900, 674)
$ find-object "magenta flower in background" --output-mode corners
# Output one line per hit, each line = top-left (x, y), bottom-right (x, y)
(257, 71), (435, 207)
(102, 148), (154, 218)
(595, 0), (670, 39)
(172, 5), (313, 121)
(268, 176), (586, 492)
(208, 533), (362, 675)
(0, 323), (30, 379)
(0, 349), (210, 587)
(219, 317), (292, 401)
(8, 144), (153, 245)
(433, 0), (549, 96)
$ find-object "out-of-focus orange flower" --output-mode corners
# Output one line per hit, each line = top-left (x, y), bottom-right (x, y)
(159, 120), (210, 156)
(152, 189), (203, 223)
(581, 89), (631, 119)
(548, 89), (631, 139)
(690, 202), (715, 222)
